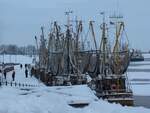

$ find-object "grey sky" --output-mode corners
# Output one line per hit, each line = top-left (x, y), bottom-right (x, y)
(0, 0), (150, 50)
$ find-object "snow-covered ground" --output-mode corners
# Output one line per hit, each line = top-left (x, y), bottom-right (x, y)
(3, 65), (43, 86)
(0, 85), (150, 113)
(0, 55), (34, 64)
(0, 55), (150, 113)
(0, 55), (41, 85)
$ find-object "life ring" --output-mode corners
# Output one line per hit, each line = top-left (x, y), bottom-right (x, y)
(111, 84), (117, 90)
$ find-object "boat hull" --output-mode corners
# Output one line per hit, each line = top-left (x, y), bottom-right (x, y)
(108, 98), (134, 106)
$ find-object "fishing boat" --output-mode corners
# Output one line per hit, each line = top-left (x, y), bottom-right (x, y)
(32, 12), (133, 106)
(89, 13), (134, 106)
(33, 12), (88, 86)
(130, 49), (144, 61)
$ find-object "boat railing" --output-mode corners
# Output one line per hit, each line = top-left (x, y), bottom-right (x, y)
(96, 89), (133, 98)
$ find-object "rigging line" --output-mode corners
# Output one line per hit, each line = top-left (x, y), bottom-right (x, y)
(89, 21), (98, 50)
(83, 26), (90, 44)
(83, 52), (93, 73)
(69, 54), (82, 75)
(124, 29), (129, 46)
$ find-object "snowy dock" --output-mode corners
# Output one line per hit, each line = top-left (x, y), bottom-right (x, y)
(0, 55), (150, 113)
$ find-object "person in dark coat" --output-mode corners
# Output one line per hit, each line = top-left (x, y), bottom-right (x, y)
(25, 69), (28, 78)
(4, 70), (7, 79)
(20, 64), (23, 69)
(12, 71), (15, 81)
(31, 67), (34, 77)
(25, 64), (28, 69)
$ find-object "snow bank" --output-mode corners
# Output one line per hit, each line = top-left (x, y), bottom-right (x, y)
(0, 85), (150, 113)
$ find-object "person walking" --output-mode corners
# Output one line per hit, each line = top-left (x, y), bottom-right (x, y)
(4, 70), (7, 79)
(30, 67), (34, 77)
(25, 64), (27, 69)
(12, 71), (15, 81)
(20, 64), (22, 69)
(25, 69), (28, 78)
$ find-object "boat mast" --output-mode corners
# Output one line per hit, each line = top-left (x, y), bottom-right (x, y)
(40, 26), (47, 69)
(99, 12), (109, 76)
(65, 11), (73, 75)
(34, 36), (39, 66)
(75, 19), (83, 76)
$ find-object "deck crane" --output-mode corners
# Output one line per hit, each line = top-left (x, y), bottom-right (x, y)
(112, 21), (130, 75)
(89, 21), (98, 50)
(113, 22), (125, 57)
(76, 20), (82, 51)
(53, 21), (61, 51)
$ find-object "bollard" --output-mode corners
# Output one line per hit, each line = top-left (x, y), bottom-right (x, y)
(6, 81), (7, 86)
(19, 83), (21, 87)
(11, 82), (12, 86)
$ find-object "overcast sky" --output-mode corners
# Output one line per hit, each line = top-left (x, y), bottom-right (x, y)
(0, 0), (150, 51)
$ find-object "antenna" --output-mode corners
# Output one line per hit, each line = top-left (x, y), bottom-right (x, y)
(109, 0), (123, 22)
(65, 10), (73, 29)
(109, 14), (123, 19)
(116, 0), (119, 15)
(100, 11), (105, 23)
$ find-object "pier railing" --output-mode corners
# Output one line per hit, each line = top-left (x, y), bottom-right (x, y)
(0, 81), (39, 88)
